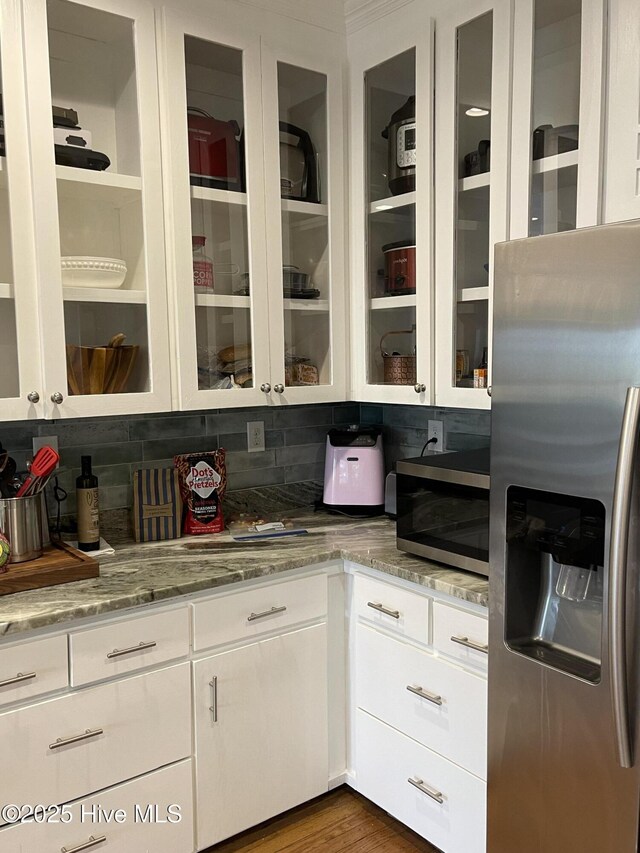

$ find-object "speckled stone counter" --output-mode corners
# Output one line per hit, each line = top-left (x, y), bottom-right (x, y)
(0, 512), (488, 637)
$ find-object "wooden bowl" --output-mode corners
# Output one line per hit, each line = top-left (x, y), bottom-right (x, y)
(66, 344), (139, 395)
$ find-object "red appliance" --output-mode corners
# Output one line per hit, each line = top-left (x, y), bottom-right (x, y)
(382, 241), (416, 295)
(187, 108), (243, 191)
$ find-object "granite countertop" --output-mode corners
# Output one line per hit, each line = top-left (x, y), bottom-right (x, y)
(0, 511), (488, 637)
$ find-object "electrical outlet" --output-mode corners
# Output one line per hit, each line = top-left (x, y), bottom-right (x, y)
(32, 435), (59, 467)
(247, 421), (265, 453)
(427, 420), (444, 452)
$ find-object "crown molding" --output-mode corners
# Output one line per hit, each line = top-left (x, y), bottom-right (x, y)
(231, 0), (346, 33)
(345, 0), (415, 33)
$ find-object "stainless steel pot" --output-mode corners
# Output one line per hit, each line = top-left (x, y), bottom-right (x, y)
(381, 95), (416, 196)
(0, 493), (44, 563)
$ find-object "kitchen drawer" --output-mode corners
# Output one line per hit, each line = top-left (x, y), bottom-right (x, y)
(0, 759), (194, 852)
(352, 573), (430, 645)
(192, 574), (327, 652)
(355, 709), (486, 853)
(432, 601), (488, 673)
(70, 606), (190, 686)
(0, 662), (191, 820)
(0, 634), (68, 707)
(356, 625), (486, 779)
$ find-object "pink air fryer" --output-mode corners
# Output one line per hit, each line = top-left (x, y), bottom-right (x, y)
(323, 425), (385, 514)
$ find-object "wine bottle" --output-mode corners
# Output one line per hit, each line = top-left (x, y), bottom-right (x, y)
(76, 455), (100, 551)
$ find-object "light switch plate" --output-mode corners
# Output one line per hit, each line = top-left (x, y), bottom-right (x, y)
(247, 421), (265, 453)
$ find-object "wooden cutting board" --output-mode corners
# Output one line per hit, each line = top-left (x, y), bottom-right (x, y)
(0, 541), (99, 595)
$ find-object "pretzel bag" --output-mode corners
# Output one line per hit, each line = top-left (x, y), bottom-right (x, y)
(174, 450), (227, 535)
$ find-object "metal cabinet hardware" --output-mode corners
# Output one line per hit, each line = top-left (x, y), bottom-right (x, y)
(209, 676), (218, 722)
(50, 392), (64, 404)
(406, 684), (443, 706)
(367, 601), (400, 619)
(61, 835), (107, 853)
(260, 383), (271, 393)
(408, 777), (444, 804)
(414, 383), (426, 393)
(27, 391), (40, 403)
(247, 605), (287, 622)
(273, 383), (285, 394)
(487, 385), (492, 397)
(0, 671), (36, 688)
(49, 728), (104, 750)
(106, 640), (157, 659)
(450, 635), (488, 654)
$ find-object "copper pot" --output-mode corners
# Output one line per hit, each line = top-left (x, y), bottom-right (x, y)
(382, 241), (416, 295)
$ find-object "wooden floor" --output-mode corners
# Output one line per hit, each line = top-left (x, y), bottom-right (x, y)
(206, 787), (440, 853)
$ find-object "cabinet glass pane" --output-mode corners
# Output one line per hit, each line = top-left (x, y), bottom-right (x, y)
(0, 61), (19, 401)
(529, 0), (581, 237)
(185, 38), (254, 391)
(455, 13), (492, 389)
(365, 49), (416, 386)
(277, 63), (329, 387)
(46, 0), (150, 395)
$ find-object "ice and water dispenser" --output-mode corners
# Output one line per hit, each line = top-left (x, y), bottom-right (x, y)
(504, 486), (605, 683)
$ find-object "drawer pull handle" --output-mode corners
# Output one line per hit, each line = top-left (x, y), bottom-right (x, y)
(49, 728), (104, 750)
(367, 601), (400, 620)
(106, 640), (157, 659)
(209, 676), (218, 722)
(247, 605), (287, 622)
(408, 777), (444, 804)
(450, 635), (488, 654)
(0, 671), (36, 688)
(407, 684), (443, 706)
(61, 835), (107, 853)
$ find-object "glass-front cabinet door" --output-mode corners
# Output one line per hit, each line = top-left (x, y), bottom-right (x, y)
(261, 22), (347, 404)
(157, 8), (270, 410)
(23, 0), (171, 417)
(349, 10), (434, 404)
(434, 0), (512, 409)
(0, 0), (44, 420)
(510, 0), (605, 238)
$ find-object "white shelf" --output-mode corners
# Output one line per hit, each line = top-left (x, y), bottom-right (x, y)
(56, 166), (142, 206)
(458, 172), (491, 191)
(195, 294), (251, 309)
(532, 149), (579, 175)
(458, 286), (489, 302)
(63, 287), (147, 304)
(0, 282), (13, 299)
(281, 198), (328, 216)
(283, 298), (329, 312)
(370, 294), (416, 310)
(190, 185), (248, 206)
(369, 191), (416, 214)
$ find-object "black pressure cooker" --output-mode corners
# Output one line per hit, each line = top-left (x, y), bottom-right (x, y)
(381, 95), (416, 196)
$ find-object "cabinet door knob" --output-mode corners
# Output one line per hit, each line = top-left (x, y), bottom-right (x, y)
(487, 385), (492, 397)
(414, 383), (426, 394)
(27, 391), (40, 404)
(260, 383), (271, 393)
(50, 392), (64, 404)
(274, 384), (285, 394)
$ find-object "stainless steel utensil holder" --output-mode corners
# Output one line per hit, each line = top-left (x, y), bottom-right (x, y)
(0, 493), (44, 563)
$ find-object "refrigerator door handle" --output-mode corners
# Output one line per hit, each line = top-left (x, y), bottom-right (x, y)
(609, 385), (640, 769)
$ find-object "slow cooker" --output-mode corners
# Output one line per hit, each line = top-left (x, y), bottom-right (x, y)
(382, 241), (416, 295)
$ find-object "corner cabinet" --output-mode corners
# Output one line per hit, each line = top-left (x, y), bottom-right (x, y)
(158, 3), (347, 411)
(434, 0), (512, 409)
(348, 5), (435, 405)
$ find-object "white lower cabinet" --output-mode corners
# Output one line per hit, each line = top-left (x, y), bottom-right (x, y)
(356, 709), (486, 853)
(0, 760), (194, 853)
(193, 623), (329, 849)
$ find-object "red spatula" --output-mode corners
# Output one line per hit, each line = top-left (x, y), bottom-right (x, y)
(16, 446), (60, 498)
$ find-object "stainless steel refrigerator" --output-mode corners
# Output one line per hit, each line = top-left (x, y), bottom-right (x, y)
(488, 219), (640, 852)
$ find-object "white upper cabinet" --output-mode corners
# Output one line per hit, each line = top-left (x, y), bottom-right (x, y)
(434, 0), (512, 409)
(158, 6), (271, 410)
(604, 0), (640, 223)
(349, 4), (434, 405)
(261, 24), (348, 404)
(509, 0), (606, 238)
(0, 0), (44, 420)
(22, 0), (172, 418)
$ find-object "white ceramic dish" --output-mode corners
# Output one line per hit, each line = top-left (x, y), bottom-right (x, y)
(61, 256), (127, 289)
